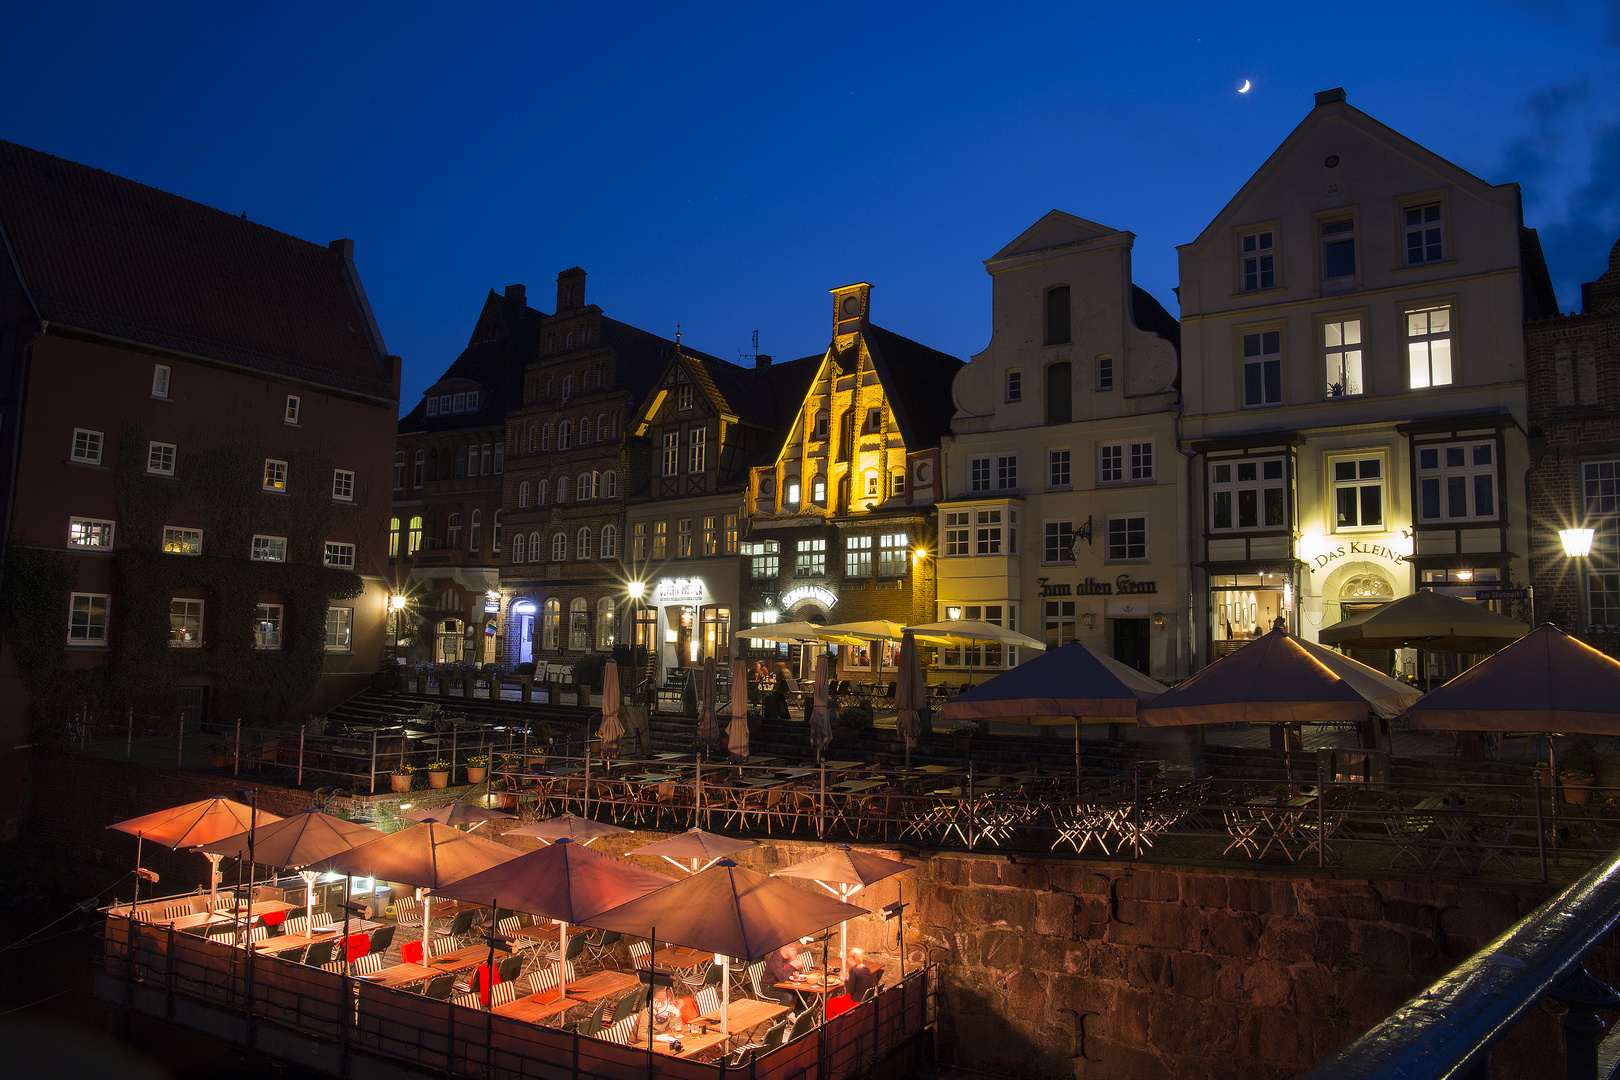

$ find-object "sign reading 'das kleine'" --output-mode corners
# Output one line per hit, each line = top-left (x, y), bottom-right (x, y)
(781, 585), (838, 610)
(654, 578), (706, 602)
(1309, 541), (1409, 573)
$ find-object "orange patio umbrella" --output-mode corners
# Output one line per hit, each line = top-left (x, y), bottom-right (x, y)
(109, 797), (285, 911)
(628, 828), (757, 874)
(198, 808), (381, 919)
(775, 844), (912, 972)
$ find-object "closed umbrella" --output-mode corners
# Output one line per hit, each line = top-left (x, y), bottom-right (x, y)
(727, 659), (750, 762)
(808, 653), (835, 762)
(895, 632), (925, 770)
(400, 802), (515, 831)
(775, 845), (912, 972)
(942, 641), (1164, 781)
(505, 813), (631, 846)
(628, 828), (757, 874)
(110, 798), (286, 912)
(434, 836), (674, 997)
(696, 656), (719, 748)
(598, 659), (625, 759)
(199, 809), (381, 920)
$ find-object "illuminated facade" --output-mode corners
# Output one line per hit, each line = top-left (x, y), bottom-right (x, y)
(941, 212), (1188, 679)
(741, 284), (961, 681)
(1178, 88), (1558, 675)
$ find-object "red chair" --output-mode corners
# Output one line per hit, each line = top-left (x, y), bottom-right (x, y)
(342, 934), (370, 963)
(466, 963), (499, 1004)
(261, 911), (287, 929)
(401, 940), (425, 966)
(825, 994), (857, 1019)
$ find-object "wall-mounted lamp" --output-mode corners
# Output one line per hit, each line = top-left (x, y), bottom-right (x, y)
(1151, 612), (1166, 630)
(1080, 612), (1097, 631)
(1455, 570), (1473, 582)
(1561, 528), (1596, 558)
(389, 594), (408, 611)
(627, 580), (646, 599)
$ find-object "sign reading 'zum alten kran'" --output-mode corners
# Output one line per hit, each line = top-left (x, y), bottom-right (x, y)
(1040, 575), (1157, 598)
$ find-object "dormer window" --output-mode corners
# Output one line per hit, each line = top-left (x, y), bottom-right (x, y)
(678, 385), (694, 410)
(466, 390), (479, 411)
(453, 392), (466, 413)
(439, 395), (451, 414)
(425, 396), (439, 416)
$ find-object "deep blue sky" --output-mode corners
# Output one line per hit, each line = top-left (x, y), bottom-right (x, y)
(4, 2), (1618, 413)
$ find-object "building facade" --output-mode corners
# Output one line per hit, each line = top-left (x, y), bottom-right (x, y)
(741, 284), (960, 682)
(1525, 237), (1620, 646)
(1178, 89), (1557, 676)
(942, 212), (1187, 680)
(0, 141), (399, 784)
(393, 285), (535, 664)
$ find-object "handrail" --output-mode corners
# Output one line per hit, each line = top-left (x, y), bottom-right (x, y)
(1301, 845), (1620, 1079)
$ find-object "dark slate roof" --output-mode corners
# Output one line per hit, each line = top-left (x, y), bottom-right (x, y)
(862, 324), (966, 450)
(0, 140), (395, 402)
(398, 290), (543, 434)
(599, 317), (715, 404)
(742, 353), (825, 468)
(1130, 284), (1182, 356)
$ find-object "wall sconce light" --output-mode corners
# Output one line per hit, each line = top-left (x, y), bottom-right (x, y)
(389, 594), (408, 611)
(1080, 612), (1097, 631)
(1151, 612), (1166, 630)
(1561, 528), (1596, 558)
(627, 580), (646, 599)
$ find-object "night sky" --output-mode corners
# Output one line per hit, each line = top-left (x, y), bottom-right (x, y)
(3, 2), (1617, 412)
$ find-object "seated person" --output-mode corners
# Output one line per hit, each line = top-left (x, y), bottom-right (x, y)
(762, 942), (812, 1006)
(636, 987), (683, 1038)
(844, 948), (876, 1002)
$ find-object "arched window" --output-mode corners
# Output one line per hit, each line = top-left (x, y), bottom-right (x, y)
(603, 471), (618, 498)
(580, 419), (591, 444)
(408, 515), (423, 554)
(536, 479), (548, 506)
(519, 427), (529, 454)
(598, 413), (609, 441)
(469, 509), (481, 552)
(413, 449), (425, 487)
(492, 510), (502, 553)
(559, 421), (572, 450)
(557, 476), (570, 503)
(511, 532), (526, 563)
(454, 445), (467, 478)
(569, 597), (589, 649)
(596, 596), (615, 650)
(541, 424), (552, 451)
(529, 530), (541, 559)
(577, 526), (592, 559)
(447, 513), (461, 549)
(394, 451), (405, 490)
(552, 532), (568, 562)
(563, 374), (574, 397)
(1046, 361), (1073, 424)
(388, 516), (400, 559)
(577, 472), (593, 500)
(518, 481), (530, 508)
(543, 598), (560, 648)
(1045, 285), (1071, 345)
(601, 524), (618, 558)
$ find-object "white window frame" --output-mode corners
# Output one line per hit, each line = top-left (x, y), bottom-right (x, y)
(846, 535), (873, 577)
(1416, 441), (1498, 523)
(601, 524), (618, 558)
(251, 534), (287, 562)
(263, 458), (288, 492)
(1329, 454), (1386, 533)
(1321, 216), (1357, 286)
(1242, 330), (1282, 408)
(1005, 369), (1022, 403)
(975, 510), (1003, 555)
(453, 392), (466, 413)
(996, 455), (1018, 491)
(1403, 202), (1444, 266)
(1105, 514), (1147, 562)
(72, 428), (104, 465)
(170, 598), (204, 648)
(577, 526), (593, 560)
(332, 469), (355, 502)
(1043, 521), (1076, 564)
(325, 607), (353, 652)
(553, 532), (568, 562)
(689, 428), (706, 473)
(163, 526), (202, 555)
(284, 395), (301, 425)
(678, 384), (694, 410)
(1407, 305), (1454, 389)
(878, 532), (909, 577)
(1209, 457), (1288, 532)
(68, 592), (109, 644)
(940, 603), (1017, 669)
(426, 396), (440, 417)
(1583, 460), (1620, 629)
(151, 364), (171, 399)
(1323, 317), (1364, 399)
(795, 538), (826, 577)
(254, 603), (283, 650)
(662, 432), (679, 476)
(1240, 229), (1276, 292)
(969, 457), (990, 493)
(1096, 355), (1115, 392)
(323, 541), (356, 569)
(70, 517), (115, 548)
(1048, 449), (1071, 489)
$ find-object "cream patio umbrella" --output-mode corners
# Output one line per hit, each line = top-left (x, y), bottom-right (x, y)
(505, 813), (632, 846)
(109, 798), (286, 912)
(727, 658), (750, 762)
(628, 828), (758, 874)
(400, 802), (515, 831)
(733, 622), (826, 644)
(904, 618), (1046, 688)
(598, 659), (625, 759)
(895, 632), (926, 770)
(1318, 589), (1528, 688)
(696, 656), (720, 749)
(775, 845), (912, 974)
(814, 620), (907, 691)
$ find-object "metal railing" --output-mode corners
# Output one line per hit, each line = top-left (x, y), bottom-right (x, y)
(1301, 844), (1620, 1079)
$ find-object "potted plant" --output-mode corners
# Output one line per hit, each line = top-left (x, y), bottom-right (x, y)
(390, 763), (415, 793)
(949, 720), (979, 752)
(426, 759), (451, 789)
(1562, 740), (1598, 805)
(207, 742), (231, 769)
(466, 754), (489, 784)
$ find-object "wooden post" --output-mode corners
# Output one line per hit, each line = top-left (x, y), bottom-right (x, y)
(370, 728), (378, 795)
(234, 719), (241, 777)
(297, 727), (306, 788)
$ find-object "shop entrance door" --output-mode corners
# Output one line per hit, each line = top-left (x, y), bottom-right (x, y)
(1112, 618), (1151, 674)
(673, 606), (696, 668)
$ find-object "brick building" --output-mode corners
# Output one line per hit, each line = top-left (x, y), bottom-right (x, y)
(1526, 237), (1620, 646)
(0, 141), (400, 833)
(742, 284), (961, 681)
(394, 285), (536, 664)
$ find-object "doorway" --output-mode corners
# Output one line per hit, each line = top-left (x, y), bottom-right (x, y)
(1339, 601), (1392, 676)
(1112, 617), (1150, 674)
(512, 602), (536, 665)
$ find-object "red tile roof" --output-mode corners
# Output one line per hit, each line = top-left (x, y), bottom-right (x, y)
(0, 140), (396, 402)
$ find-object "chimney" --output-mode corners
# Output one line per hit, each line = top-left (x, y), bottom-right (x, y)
(505, 283), (526, 306)
(557, 267), (587, 312)
(1314, 87), (1346, 107)
(755, 354), (773, 369)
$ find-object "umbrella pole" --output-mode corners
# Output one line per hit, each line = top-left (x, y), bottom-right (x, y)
(343, 876), (352, 978)
(584, 746), (591, 820)
(1074, 720), (1081, 788)
(721, 955), (730, 1047)
(486, 895), (498, 1013)
(557, 921), (568, 996)
(131, 833), (143, 916)
(206, 853), (223, 910)
(301, 871), (317, 926)
(423, 892), (433, 959)
(840, 883), (850, 973)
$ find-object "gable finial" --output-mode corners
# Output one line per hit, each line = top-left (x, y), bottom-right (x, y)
(676, 323), (682, 345)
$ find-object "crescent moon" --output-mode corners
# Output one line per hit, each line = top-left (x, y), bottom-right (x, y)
(1239, 80), (1251, 93)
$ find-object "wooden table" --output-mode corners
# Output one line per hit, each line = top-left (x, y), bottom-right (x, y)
(700, 998), (790, 1033)
(220, 899), (297, 917)
(774, 972), (844, 995)
(427, 900), (486, 917)
(254, 931), (337, 955)
(913, 765), (954, 775)
(428, 944), (508, 972)
(651, 1030), (732, 1058)
(507, 924), (559, 946)
(635, 945), (710, 971)
(563, 970), (640, 1002)
(820, 761), (863, 771)
(495, 987), (580, 1023)
(353, 962), (438, 989)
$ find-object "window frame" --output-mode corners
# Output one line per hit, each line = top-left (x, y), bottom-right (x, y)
(677, 518), (693, 558)
(151, 364), (172, 399)
(71, 428), (104, 465)
(1406, 303), (1455, 389)
(254, 603), (284, 650)
(878, 532), (909, 577)
(1048, 449), (1072, 490)
(70, 517), (115, 549)
(263, 458), (288, 492)
(1240, 327), (1283, 409)
(662, 432), (679, 477)
(1328, 452), (1386, 533)
(1401, 199), (1446, 267)
(944, 511), (970, 557)
(332, 468), (355, 502)
(251, 534), (287, 562)
(1239, 228), (1277, 293)
(323, 541), (356, 569)
(284, 395), (301, 425)
(845, 534), (873, 577)
(169, 598), (204, 648)
(1004, 369), (1022, 403)
(975, 509), (1003, 556)
(325, 607), (353, 652)
(68, 592), (109, 644)
(1208, 455), (1289, 533)
(1415, 439), (1499, 524)
(162, 526), (203, 555)
(689, 428), (706, 473)
(1104, 514), (1148, 563)
(1043, 521), (1076, 564)
(1096, 354), (1115, 392)
(1319, 213), (1359, 289)
(1321, 314), (1366, 399)
(794, 538), (826, 578)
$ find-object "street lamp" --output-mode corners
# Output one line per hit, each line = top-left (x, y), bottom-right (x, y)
(387, 594), (407, 663)
(1561, 528), (1596, 558)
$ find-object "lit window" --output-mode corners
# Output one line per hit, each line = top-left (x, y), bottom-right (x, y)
(653, 521), (667, 559)
(152, 364), (171, 398)
(663, 432), (678, 476)
(941, 604), (1016, 669)
(169, 599), (203, 647)
(72, 428), (104, 465)
(1210, 457), (1287, 531)
(389, 518), (399, 558)
(163, 526), (202, 555)
(597, 596), (616, 650)
(795, 539), (826, 577)
(1044, 521), (1076, 563)
(634, 522), (648, 560)
(1049, 450), (1071, 489)
(570, 597), (590, 650)
(1331, 458), (1384, 530)
(263, 459), (288, 492)
(1106, 516), (1147, 561)
(1404, 203), (1444, 265)
(678, 519), (693, 558)
(70, 518), (114, 548)
(332, 469), (355, 501)
(879, 532), (909, 576)
(1005, 370), (1022, 402)
(1241, 231), (1275, 291)
(407, 515), (423, 554)
(865, 473), (879, 498)
(68, 593), (108, 643)
(689, 429), (706, 473)
(1242, 330), (1282, 407)
(324, 542), (356, 569)
(1417, 442), (1496, 523)
(254, 604), (283, 650)
(1407, 306), (1453, 389)
(749, 540), (779, 579)
(325, 607), (353, 651)
(678, 384), (694, 410)
(846, 535), (873, 576)
(1323, 318), (1364, 398)
(702, 516), (718, 556)
(786, 479), (801, 506)
(252, 535), (287, 562)
(723, 513), (739, 554)
(812, 478), (827, 504)
(543, 598), (560, 648)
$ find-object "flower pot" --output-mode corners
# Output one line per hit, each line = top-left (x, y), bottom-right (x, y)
(466, 767), (488, 784)
(428, 770), (449, 789)
(390, 773), (412, 793)
(1564, 776), (1596, 805)
(208, 754), (230, 769)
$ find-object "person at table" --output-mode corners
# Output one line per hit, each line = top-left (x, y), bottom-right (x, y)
(844, 948), (876, 1002)
(636, 987), (684, 1038)
(763, 942), (812, 1005)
